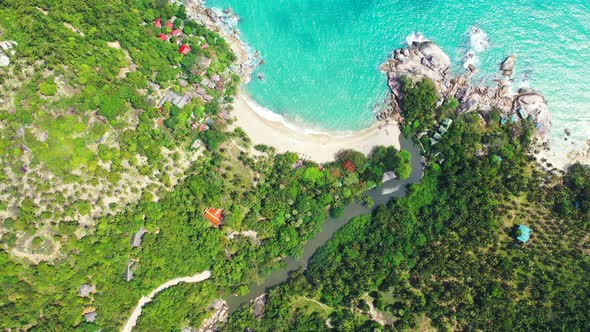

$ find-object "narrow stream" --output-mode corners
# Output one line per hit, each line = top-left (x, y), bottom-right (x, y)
(225, 136), (423, 311)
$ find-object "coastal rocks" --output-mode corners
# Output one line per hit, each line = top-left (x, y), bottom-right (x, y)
(500, 55), (517, 76)
(381, 39), (551, 138)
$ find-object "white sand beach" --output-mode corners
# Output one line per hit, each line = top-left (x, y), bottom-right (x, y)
(232, 91), (401, 163)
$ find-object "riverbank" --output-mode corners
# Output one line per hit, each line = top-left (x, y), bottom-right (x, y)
(232, 91), (401, 162)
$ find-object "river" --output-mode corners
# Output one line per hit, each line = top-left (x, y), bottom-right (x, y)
(225, 135), (423, 311)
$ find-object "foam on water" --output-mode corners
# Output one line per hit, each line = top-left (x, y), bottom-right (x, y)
(405, 32), (430, 45)
(463, 26), (489, 69)
(469, 27), (489, 53)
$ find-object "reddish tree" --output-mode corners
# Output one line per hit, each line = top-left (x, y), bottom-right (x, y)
(342, 160), (356, 173)
(331, 168), (342, 178)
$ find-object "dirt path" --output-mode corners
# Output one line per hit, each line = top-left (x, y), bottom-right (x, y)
(121, 271), (211, 332)
(301, 297), (331, 312)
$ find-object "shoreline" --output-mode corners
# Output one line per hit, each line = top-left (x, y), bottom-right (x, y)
(187, 0), (588, 169)
(185, 0), (403, 162)
(232, 90), (402, 162)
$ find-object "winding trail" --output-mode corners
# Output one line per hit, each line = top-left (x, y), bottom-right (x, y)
(121, 271), (212, 332)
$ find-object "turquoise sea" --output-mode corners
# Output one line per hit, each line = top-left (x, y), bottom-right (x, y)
(206, 0), (589, 153)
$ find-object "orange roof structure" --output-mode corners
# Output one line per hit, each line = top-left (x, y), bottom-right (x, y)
(204, 208), (223, 227)
(154, 18), (162, 28)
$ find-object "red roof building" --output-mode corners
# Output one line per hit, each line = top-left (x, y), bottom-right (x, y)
(159, 33), (168, 41)
(166, 21), (174, 29)
(179, 44), (191, 55)
(171, 29), (182, 36)
(201, 43), (209, 49)
(203, 208), (223, 227)
(154, 18), (162, 28)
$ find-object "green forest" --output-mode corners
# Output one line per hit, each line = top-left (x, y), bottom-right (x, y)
(226, 79), (590, 331)
(1, 0), (589, 331)
(0, 1), (412, 330)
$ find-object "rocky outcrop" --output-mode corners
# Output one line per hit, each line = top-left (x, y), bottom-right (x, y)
(500, 55), (517, 76)
(252, 293), (268, 319)
(198, 299), (229, 332)
(381, 40), (551, 138)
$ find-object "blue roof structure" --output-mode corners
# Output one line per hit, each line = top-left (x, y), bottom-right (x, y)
(511, 114), (519, 123)
(500, 116), (508, 125)
(517, 224), (531, 243)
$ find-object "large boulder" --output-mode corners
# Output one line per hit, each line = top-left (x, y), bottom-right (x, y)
(516, 92), (551, 137)
(0, 53), (9, 67)
(500, 55), (517, 74)
(417, 42), (451, 69)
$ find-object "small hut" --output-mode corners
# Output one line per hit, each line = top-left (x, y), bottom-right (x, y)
(517, 224), (531, 243)
(125, 261), (135, 281)
(83, 308), (97, 322)
(382, 171), (397, 183)
(204, 208), (224, 228)
(131, 228), (147, 248)
(78, 284), (96, 297)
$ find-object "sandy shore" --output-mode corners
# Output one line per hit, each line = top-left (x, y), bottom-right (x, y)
(186, 1), (402, 162)
(232, 91), (401, 162)
(536, 139), (590, 171)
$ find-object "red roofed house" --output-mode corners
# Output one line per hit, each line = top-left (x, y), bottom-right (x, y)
(179, 44), (191, 55)
(201, 43), (209, 50)
(166, 21), (174, 29)
(159, 33), (168, 41)
(171, 29), (182, 37)
(154, 17), (162, 28)
(204, 208), (223, 227)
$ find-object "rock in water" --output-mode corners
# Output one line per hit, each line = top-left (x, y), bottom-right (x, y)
(500, 55), (517, 75)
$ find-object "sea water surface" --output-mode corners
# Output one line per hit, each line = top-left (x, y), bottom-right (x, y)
(207, 0), (590, 156)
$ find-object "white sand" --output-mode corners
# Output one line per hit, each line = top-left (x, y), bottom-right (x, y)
(232, 91), (401, 163)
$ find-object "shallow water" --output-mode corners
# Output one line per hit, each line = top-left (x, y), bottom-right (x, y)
(207, 0), (590, 160)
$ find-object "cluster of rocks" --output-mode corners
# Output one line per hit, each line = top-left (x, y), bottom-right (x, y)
(0, 40), (17, 67)
(185, 299), (228, 332)
(380, 40), (552, 138)
(186, 0), (260, 83)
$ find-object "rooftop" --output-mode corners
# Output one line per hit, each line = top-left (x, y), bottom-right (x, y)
(517, 224), (531, 243)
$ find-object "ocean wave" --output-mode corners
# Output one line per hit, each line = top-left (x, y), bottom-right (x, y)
(463, 26), (489, 69)
(405, 32), (429, 45)
(240, 93), (365, 137)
